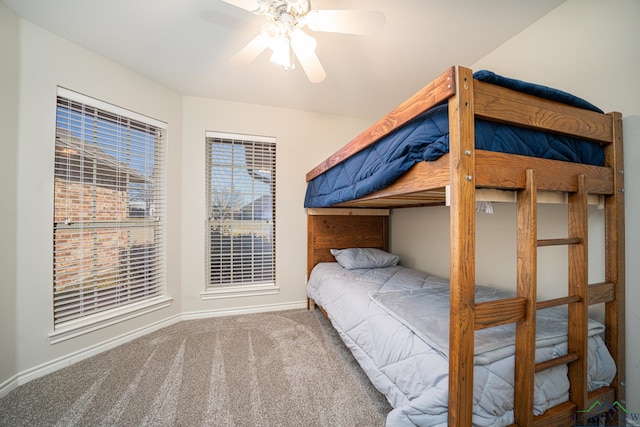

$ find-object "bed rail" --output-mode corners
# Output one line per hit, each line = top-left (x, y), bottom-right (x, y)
(306, 66), (457, 182)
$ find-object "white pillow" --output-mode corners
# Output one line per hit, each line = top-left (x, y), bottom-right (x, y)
(330, 248), (400, 270)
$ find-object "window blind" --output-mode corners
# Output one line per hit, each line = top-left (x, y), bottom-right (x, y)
(205, 132), (276, 288)
(53, 88), (167, 327)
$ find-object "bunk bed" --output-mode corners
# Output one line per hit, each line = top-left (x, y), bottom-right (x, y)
(304, 66), (625, 426)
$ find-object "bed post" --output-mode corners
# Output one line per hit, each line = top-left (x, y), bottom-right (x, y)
(447, 66), (476, 427)
(605, 112), (625, 413)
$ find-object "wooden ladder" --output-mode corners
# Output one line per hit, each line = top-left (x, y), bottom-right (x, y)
(446, 68), (624, 427)
(510, 169), (591, 426)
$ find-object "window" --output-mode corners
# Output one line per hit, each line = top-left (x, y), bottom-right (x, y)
(204, 132), (276, 297)
(53, 88), (167, 330)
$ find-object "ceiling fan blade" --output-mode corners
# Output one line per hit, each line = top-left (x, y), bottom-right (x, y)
(305, 10), (385, 35)
(229, 34), (268, 67)
(296, 50), (326, 83)
(220, 0), (261, 13)
(290, 31), (325, 83)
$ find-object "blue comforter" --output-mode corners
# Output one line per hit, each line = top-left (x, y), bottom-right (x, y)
(304, 71), (605, 208)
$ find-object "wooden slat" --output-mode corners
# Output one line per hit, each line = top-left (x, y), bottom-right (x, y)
(474, 188), (603, 206)
(587, 281), (615, 305)
(336, 199), (444, 208)
(573, 387), (618, 426)
(513, 169), (538, 426)
(475, 150), (614, 194)
(335, 201), (444, 209)
(447, 65), (476, 427)
(306, 67), (456, 182)
(335, 188), (447, 208)
(509, 388), (616, 427)
(535, 353), (580, 373)
(537, 237), (581, 247)
(306, 214), (387, 279)
(532, 402), (576, 427)
(604, 111), (625, 406)
(474, 297), (525, 330)
(308, 216), (388, 249)
(586, 387), (616, 416)
(306, 208), (389, 216)
(474, 80), (614, 144)
(536, 295), (581, 311)
(567, 174), (589, 410)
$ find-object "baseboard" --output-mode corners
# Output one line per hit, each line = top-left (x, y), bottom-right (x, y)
(0, 374), (19, 400)
(0, 313), (182, 399)
(181, 300), (307, 320)
(0, 301), (307, 398)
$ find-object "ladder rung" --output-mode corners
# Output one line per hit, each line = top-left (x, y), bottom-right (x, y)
(537, 237), (581, 247)
(506, 389), (617, 427)
(537, 295), (581, 310)
(535, 353), (580, 373)
(474, 297), (525, 330)
(587, 281), (615, 305)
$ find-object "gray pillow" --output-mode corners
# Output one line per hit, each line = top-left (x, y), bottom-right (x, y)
(330, 248), (400, 270)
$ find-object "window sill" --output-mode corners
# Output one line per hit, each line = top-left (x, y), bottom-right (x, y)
(200, 283), (280, 300)
(49, 296), (173, 344)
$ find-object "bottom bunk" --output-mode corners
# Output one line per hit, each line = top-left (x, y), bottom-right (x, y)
(307, 257), (616, 427)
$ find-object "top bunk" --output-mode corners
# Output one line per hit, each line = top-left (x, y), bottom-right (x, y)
(304, 66), (622, 209)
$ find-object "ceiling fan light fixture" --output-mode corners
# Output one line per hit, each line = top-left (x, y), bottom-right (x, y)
(269, 37), (293, 69)
(224, 0), (384, 82)
(260, 21), (281, 41)
(290, 29), (316, 58)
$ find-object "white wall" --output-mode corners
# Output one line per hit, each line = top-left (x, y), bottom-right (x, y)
(391, 0), (640, 414)
(180, 97), (371, 314)
(0, 2), (19, 387)
(0, 7), (373, 394)
(9, 17), (184, 380)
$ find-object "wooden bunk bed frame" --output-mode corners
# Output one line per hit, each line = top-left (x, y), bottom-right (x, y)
(305, 66), (625, 427)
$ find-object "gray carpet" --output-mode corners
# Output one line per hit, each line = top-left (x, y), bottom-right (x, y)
(0, 309), (391, 426)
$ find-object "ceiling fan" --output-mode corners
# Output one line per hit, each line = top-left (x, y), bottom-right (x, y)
(223, 0), (385, 83)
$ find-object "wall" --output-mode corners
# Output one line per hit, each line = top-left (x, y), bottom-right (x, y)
(0, 8), (373, 393)
(180, 97), (372, 314)
(7, 17), (184, 382)
(0, 2), (19, 389)
(391, 0), (640, 414)
(5, 0), (636, 415)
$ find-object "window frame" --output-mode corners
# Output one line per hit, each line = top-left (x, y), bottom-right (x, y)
(50, 87), (171, 342)
(202, 131), (278, 300)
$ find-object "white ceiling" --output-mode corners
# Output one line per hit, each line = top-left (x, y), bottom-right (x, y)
(3, 0), (566, 120)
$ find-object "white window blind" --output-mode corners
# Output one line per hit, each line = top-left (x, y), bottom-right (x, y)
(206, 132), (276, 289)
(53, 88), (167, 327)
